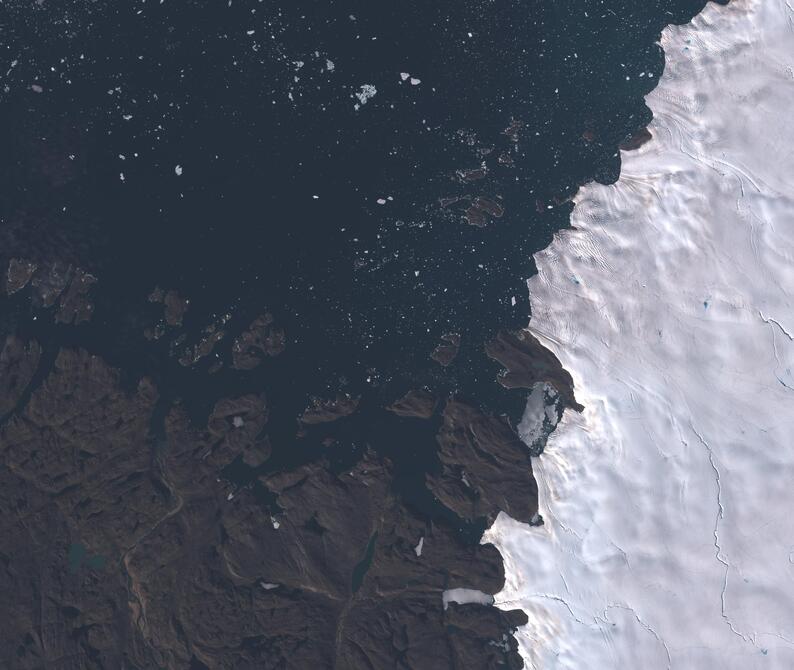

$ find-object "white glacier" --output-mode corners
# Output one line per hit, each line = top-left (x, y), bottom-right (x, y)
(484, 1), (794, 667)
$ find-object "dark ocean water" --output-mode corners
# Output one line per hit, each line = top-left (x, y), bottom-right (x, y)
(0, 0), (716, 533)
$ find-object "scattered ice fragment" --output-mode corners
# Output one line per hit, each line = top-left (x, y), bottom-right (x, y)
(355, 84), (377, 106)
(410, 77), (421, 86)
(232, 416), (245, 428)
(259, 582), (279, 590)
(30, 84), (43, 93)
(376, 198), (387, 205)
(226, 492), (234, 501)
(326, 59), (335, 72)
(414, 537), (424, 557)
(270, 516), (280, 529)
(400, 72), (410, 81)
(174, 165), (183, 176)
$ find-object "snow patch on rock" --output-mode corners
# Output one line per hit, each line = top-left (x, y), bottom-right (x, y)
(442, 588), (495, 610)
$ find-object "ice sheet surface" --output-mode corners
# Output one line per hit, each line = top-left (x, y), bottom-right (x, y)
(484, 1), (794, 667)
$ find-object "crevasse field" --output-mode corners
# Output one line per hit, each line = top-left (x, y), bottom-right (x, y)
(484, 1), (794, 667)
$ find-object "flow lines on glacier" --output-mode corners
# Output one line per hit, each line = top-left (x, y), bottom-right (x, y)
(599, 604), (672, 670)
(759, 310), (794, 341)
(688, 421), (757, 646)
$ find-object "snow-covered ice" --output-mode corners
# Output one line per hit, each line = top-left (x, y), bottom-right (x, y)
(442, 588), (495, 610)
(484, 1), (794, 668)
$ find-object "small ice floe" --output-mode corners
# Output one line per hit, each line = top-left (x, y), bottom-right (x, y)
(442, 588), (494, 610)
(227, 492), (235, 501)
(30, 84), (43, 93)
(259, 582), (279, 590)
(326, 59), (335, 72)
(355, 84), (377, 106)
(270, 516), (280, 529)
(511, 295), (517, 306)
(414, 537), (424, 557)
(399, 72), (421, 85)
(174, 165), (183, 176)
(232, 416), (245, 428)
(376, 198), (387, 205)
